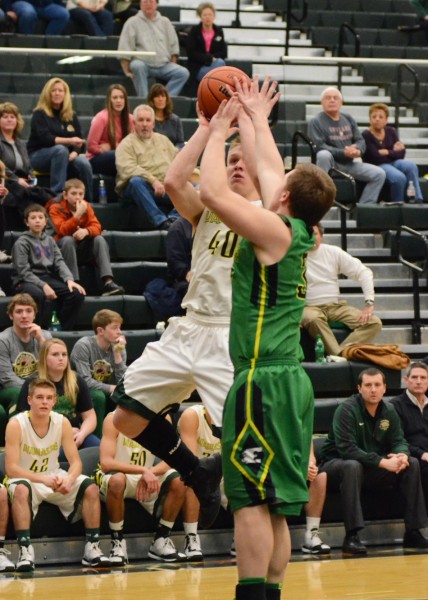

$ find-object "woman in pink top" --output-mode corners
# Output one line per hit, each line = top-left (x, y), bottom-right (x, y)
(187, 2), (227, 83)
(87, 84), (134, 177)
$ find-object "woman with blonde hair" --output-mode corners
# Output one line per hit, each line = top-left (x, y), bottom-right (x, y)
(147, 83), (184, 148)
(87, 83), (134, 177)
(17, 338), (102, 448)
(27, 78), (93, 201)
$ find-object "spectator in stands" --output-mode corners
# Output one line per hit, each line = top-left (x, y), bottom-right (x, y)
(186, 2), (227, 84)
(0, 102), (54, 216)
(177, 404), (224, 561)
(362, 103), (423, 204)
(319, 367), (428, 555)
(0, 483), (14, 572)
(48, 178), (124, 296)
(17, 338), (100, 450)
(86, 84), (134, 178)
(109, 0), (137, 26)
(115, 104), (179, 230)
(308, 87), (386, 204)
(66, 0), (114, 36)
(0, 293), (51, 427)
(1, 0), (69, 35)
(95, 410), (186, 564)
(71, 309), (127, 434)
(27, 78), (93, 202)
(390, 361), (428, 510)
(147, 83), (184, 148)
(5, 377), (109, 572)
(118, 0), (189, 99)
(11, 204), (85, 330)
(301, 223), (382, 359)
(166, 215), (192, 294)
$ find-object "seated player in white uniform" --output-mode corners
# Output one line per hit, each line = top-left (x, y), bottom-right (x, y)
(178, 404), (227, 560)
(5, 378), (109, 572)
(95, 411), (187, 564)
(0, 483), (14, 572)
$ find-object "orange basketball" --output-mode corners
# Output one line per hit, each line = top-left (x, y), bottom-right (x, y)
(197, 66), (252, 120)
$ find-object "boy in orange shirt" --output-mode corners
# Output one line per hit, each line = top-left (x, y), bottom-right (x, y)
(49, 179), (124, 296)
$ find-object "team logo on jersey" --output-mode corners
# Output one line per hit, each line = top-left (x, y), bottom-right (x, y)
(241, 447), (264, 465)
(379, 419), (390, 431)
(91, 359), (113, 382)
(13, 351), (37, 379)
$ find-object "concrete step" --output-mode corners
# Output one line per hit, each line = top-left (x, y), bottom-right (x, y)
(181, 8), (278, 25)
(339, 292), (427, 310)
(224, 27), (303, 44)
(323, 233), (385, 248)
(257, 64), (357, 81)
(376, 326), (428, 345)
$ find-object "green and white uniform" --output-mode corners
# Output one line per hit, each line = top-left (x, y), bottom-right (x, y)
(94, 431), (178, 518)
(6, 411), (91, 521)
(223, 216), (315, 515)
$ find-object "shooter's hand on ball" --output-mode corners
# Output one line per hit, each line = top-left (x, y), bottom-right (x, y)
(208, 97), (241, 137)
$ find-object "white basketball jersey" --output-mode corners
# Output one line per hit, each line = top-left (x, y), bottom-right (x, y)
(182, 207), (240, 322)
(115, 432), (156, 469)
(14, 411), (63, 474)
(188, 405), (221, 458)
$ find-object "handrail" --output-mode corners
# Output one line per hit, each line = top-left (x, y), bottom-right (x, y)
(0, 47), (155, 58)
(337, 23), (360, 91)
(396, 225), (428, 344)
(328, 167), (356, 252)
(291, 130), (316, 169)
(394, 64), (420, 134)
(284, 0), (308, 56)
(232, 0), (242, 27)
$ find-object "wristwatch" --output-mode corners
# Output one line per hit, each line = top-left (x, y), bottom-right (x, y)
(365, 300), (374, 306)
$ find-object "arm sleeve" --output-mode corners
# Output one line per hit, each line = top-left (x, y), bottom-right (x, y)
(17, 379), (31, 411)
(386, 127), (406, 161)
(115, 138), (156, 186)
(187, 26), (212, 65)
(76, 375), (95, 412)
(0, 338), (25, 388)
(86, 112), (106, 156)
(165, 18), (180, 56)
(336, 248), (375, 301)
(362, 130), (382, 165)
(29, 111), (57, 148)
(12, 239), (45, 288)
(348, 115), (366, 154)
(82, 204), (103, 237)
(49, 204), (80, 238)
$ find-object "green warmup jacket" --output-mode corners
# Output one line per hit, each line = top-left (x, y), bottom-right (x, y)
(319, 393), (409, 467)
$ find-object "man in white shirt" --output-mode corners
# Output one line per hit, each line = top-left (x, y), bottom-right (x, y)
(301, 224), (382, 357)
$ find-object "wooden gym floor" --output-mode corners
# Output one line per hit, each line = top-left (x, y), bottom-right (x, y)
(0, 547), (427, 600)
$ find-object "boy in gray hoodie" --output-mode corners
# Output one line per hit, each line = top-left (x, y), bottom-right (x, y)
(11, 204), (86, 330)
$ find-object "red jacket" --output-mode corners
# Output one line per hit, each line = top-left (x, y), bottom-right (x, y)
(49, 197), (102, 241)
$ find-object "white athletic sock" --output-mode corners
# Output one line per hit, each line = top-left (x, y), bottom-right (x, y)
(183, 522), (198, 536)
(306, 517), (321, 533)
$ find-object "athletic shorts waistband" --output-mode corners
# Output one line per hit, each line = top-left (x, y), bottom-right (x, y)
(234, 356), (300, 375)
(185, 311), (231, 327)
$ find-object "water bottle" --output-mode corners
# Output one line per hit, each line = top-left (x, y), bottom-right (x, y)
(49, 310), (62, 332)
(98, 179), (108, 205)
(314, 335), (325, 363)
(406, 180), (416, 203)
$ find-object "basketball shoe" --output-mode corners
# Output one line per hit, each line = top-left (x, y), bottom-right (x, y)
(184, 534), (203, 561)
(301, 529), (331, 555)
(148, 536), (186, 562)
(109, 538), (128, 566)
(16, 545), (35, 572)
(82, 541), (110, 567)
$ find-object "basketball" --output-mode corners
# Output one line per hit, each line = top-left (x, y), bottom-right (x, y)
(197, 66), (252, 120)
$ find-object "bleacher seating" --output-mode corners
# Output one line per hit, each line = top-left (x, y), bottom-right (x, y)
(2, 0), (428, 559)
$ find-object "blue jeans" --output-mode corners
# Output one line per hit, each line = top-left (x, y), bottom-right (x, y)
(380, 160), (423, 202)
(316, 150), (386, 204)
(130, 59), (189, 98)
(196, 58), (226, 81)
(69, 7), (114, 36)
(122, 176), (177, 227)
(11, 0), (69, 35)
(30, 145), (93, 202)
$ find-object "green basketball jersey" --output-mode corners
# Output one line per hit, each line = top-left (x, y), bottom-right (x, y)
(229, 216), (313, 369)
